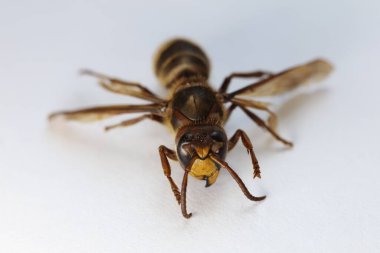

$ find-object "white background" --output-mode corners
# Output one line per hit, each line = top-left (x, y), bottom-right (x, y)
(1, 0), (379, 252)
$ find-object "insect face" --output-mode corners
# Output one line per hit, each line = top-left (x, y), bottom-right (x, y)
(176, 125), (227, 186)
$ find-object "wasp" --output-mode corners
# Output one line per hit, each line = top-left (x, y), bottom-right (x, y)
(50, 38), (333, 218)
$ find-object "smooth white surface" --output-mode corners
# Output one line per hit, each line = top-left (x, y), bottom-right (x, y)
(1, 0), (380, 252)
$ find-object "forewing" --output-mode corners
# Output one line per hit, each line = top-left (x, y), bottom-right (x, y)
(230, 59), (333, 97)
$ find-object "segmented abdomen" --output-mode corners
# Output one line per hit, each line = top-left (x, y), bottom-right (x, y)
(154, 38), (210, 88)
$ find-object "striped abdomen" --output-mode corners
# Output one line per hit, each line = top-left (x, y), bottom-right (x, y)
(154, 38), (210, 88)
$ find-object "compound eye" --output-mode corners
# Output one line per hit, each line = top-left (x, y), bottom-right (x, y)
(211, 131), (224, 142)
(184, 134), (193, 142)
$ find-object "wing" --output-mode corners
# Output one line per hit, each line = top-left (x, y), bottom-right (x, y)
(49, 103), (163, 122)
(228, 59), (333, 98)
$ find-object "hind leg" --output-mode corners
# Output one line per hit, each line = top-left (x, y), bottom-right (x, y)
(81, 69), (165, 103)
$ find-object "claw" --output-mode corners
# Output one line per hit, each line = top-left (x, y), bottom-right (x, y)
(254, 170), (261, 179)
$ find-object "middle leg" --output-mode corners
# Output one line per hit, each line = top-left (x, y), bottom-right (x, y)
(238, 105), (293, 147)
(230, 97), (278, 130)
(219, 70), (273, 93)
(224, 99), (277, 129)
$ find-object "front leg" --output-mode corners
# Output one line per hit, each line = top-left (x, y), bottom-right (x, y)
(159, 146), (196, 219)
(228, 129), (261, 179)
(158, 145), (181, 204)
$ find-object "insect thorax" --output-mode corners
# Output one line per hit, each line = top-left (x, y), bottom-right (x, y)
(169, 84), (225, 131)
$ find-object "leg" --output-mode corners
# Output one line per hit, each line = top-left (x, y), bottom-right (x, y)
(224, 103), (238, 123)
(224, 99), (277, 129)
(49, 103), (163, 122)
(210, 154), (266, 201)
(219, 70), (272, 93)
(105, 114), (163, 131)
(231, 97), (277, 129)
(239, 105), (293, 147)
(181, 169), (192, 218)
(81, 69), (165, 103)
(228, 129), (261, 178)
(158, 146), (181, 204)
